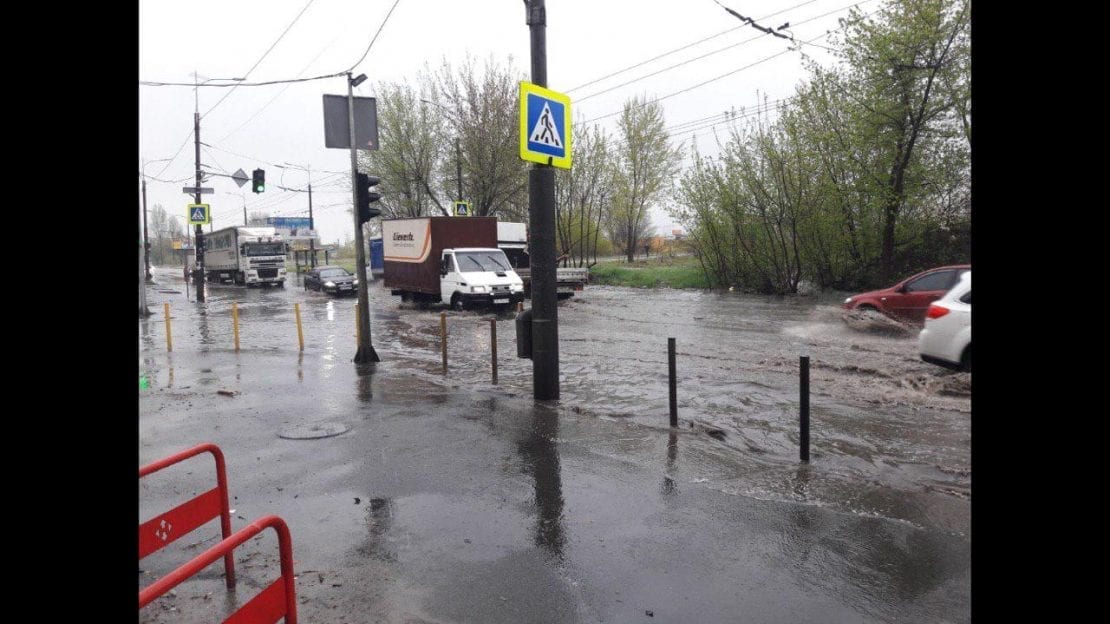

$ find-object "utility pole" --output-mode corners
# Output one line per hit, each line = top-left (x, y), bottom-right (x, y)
(526, 0), (559, 400)
(348, 72), (379, 364)
(455, 136), (463, 202)
(141, 178), (152, 281)
(193, 74), (206, 303)
(308, 181), (316, 268)
(140, 184), (150, 316)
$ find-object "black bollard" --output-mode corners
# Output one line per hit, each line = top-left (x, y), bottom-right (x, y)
(668, 338), (677, 427)
(800, 356), (810, 462)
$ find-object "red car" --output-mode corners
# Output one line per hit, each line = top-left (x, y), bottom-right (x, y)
(842, 264), (971, 324)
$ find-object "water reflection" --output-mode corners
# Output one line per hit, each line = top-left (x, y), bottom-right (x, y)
(364, 497), (396, 562)
(355, 364), (374, 403)
(196, 306), (212, 349)
(661, 431), (679, 496)
(297, 352), (304, 383)
(516, 406), (565, 559)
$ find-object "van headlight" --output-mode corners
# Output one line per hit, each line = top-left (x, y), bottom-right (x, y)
(511, 284), (523, 292)
(471, 285), (489, 293)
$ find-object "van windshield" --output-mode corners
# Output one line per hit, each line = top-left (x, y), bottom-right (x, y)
(456, 251), (510, 273)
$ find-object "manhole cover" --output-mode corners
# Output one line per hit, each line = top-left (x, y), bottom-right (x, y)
(278, 422), (350, 440)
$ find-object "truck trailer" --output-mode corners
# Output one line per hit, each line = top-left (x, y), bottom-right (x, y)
(383, 217), (524, 310)
(497, 221), (588, 299)
(203, 226), (287, 287)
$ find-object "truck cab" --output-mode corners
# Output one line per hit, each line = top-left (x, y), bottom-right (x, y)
(440, 248), (525, 310)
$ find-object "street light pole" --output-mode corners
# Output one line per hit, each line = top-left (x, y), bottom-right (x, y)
(348, 72), (379, 364)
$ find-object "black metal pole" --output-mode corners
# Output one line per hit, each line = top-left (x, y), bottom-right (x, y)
(668, 338), (677, 427)
(527, 0), (559, 401)
(348, 72), (379, 364)
(800, 356), (810, 462)
(194, 111), (205, 302)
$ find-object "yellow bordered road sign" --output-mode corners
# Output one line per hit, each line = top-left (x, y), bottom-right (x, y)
(454, 200), (471, 216)
(187, 203), (211, 225)
(519, 82), (572, 169)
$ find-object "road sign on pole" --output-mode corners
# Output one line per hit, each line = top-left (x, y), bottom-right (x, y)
(187, 204), (211, 225)
(231, 169), (249, 187)
(519, 82), (572, 169)
(454, 200), (471, 216)
(182, 187), (215, 195)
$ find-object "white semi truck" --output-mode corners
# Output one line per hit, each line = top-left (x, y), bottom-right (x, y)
(203, 226), (288, 287)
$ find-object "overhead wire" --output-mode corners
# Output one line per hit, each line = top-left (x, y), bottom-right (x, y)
(203, 0), (320, 119)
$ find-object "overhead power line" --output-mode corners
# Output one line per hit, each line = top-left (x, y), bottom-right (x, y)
(203, 0), (320, 119)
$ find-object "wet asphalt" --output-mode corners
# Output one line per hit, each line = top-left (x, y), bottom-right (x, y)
(139, 267), (970, 623)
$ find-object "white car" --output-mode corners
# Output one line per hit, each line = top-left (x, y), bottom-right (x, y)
(918, 271), (971, 371)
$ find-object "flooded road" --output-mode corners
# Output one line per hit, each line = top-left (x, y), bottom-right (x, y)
(141, 268), (970, 536)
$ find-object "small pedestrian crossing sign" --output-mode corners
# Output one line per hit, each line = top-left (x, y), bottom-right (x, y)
(454, 200), (471, 216)
(519, 82), (572, 169)
(188, 203), (210, 225)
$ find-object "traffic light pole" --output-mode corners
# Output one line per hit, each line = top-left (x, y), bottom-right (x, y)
(526, 0), (559, 401)
(348, 72), (379, 364)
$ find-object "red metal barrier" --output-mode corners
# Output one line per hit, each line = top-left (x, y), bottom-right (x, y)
(139, 443), (235, 589)
(139, 515), (298, 624)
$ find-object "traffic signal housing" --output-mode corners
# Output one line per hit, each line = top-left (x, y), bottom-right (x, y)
(252, 168), (266, 193)
(357, 173), (382, 224)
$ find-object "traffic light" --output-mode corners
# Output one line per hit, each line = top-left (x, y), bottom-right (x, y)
(252, 168), (266, 193)
(357, 173), (382, 224)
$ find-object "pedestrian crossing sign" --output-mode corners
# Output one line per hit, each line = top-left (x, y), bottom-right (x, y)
(519, 82), (572, 169)
(454, 200), (471, 216)
(187, 203), (210, 225)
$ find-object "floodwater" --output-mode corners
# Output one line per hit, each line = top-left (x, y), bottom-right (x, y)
(141, 268), (970, 536)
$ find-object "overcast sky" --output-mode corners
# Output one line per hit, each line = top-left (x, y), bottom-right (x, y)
(139, 0), (865, 245)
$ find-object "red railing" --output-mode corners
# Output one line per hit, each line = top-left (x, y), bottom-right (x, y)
(139, 443), (235, 589)
(139, 515), (298, 624)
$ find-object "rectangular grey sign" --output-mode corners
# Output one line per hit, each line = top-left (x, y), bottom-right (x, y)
(323, 95), (379, 150)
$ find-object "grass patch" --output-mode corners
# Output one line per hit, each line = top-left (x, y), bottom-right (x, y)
(590, 256), (711, 289)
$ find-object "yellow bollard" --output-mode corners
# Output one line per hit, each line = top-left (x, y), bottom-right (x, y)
(232, 302), (240, 352)
(164, 303), (173, 352)
(440, 311), (448, 374)
(490, 318), (498, 384)
(355, 302), (361, 342)
(294, 303), (304, 351)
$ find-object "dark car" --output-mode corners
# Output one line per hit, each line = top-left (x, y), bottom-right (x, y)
(842, 264), (970, 324)
(304, 266), (358, 296)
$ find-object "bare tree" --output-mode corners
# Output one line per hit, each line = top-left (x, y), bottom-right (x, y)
(610, 96), (682, 262)
(360, 77), (445, 218)
(432, 55), (530, 221)
(555, 122), (612, 267)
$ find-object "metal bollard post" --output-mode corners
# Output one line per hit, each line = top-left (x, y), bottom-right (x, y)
(440, 311), (448, 374)
(232, 302), (240, 352)
(294, 303), (304, 352)
(800, 355), (810, 462)
(668, 338), (677, 427)
(490, 318), (498, 384)
(164, 303), (173, 352)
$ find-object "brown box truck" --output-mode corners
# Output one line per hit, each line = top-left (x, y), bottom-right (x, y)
(383, 216), (525, 310)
